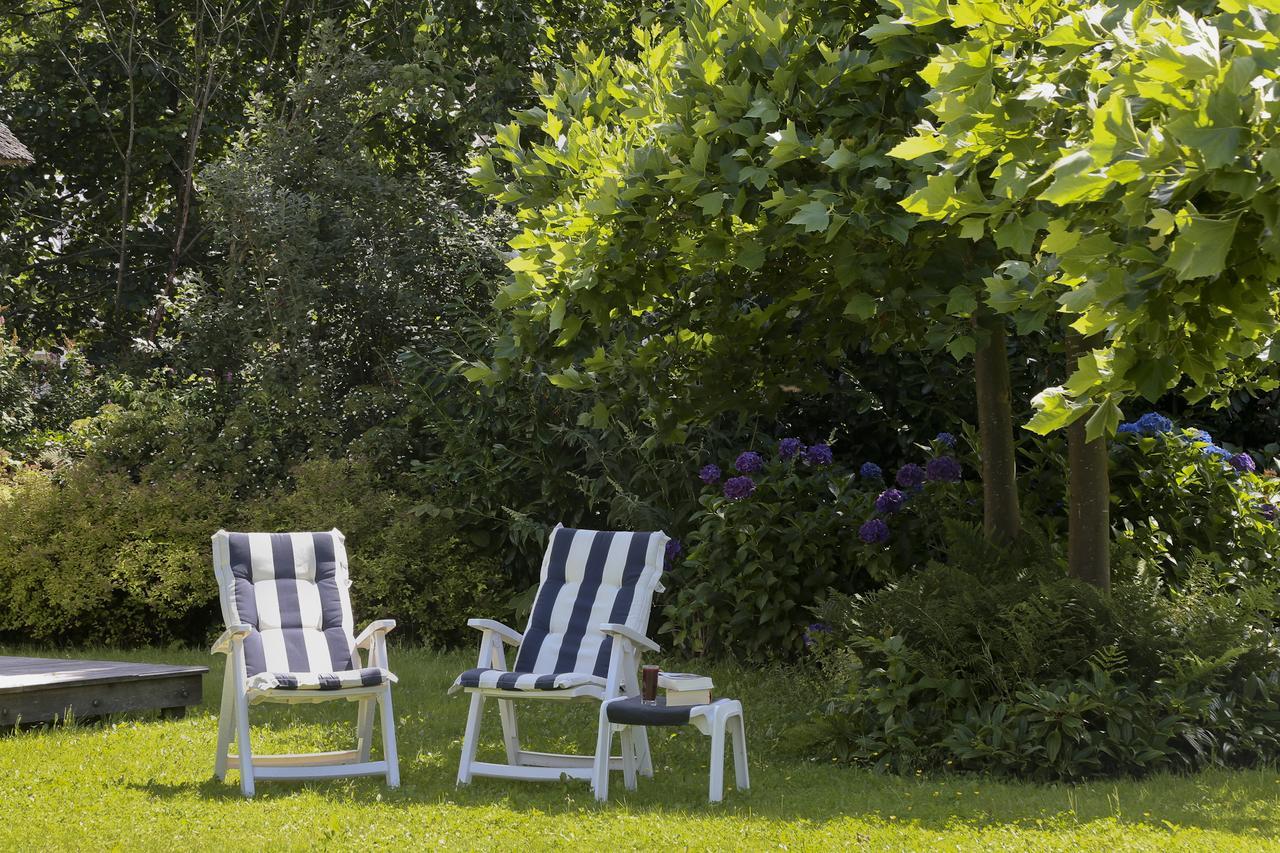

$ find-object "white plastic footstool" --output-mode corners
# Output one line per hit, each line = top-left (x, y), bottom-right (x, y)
(593, 696), (748, 803)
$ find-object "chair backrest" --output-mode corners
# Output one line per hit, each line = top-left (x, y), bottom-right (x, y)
(513, 525), (669, 677)
(211, 529), (357, 676)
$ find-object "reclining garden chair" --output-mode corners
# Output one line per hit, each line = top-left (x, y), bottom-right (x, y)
(451, 524), (669, 790)
(211, 529), (399, 797)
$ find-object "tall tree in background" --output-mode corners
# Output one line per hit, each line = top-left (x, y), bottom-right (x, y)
(469, 0), (1029, 544)
(888, 0), (1280, 587)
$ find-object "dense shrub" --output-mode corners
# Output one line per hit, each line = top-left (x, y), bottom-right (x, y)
(662, 435), (977, 659)
(803, 558), (1280, 780)
(0, 459), (503, 648)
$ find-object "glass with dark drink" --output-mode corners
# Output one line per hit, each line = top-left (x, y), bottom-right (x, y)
(641, 665), (660, 704)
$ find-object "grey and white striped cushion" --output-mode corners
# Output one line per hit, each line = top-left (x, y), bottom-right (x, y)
(247, 667), (393, 692)
(212, 530), (377, 688)
(452, 525), (668, 693)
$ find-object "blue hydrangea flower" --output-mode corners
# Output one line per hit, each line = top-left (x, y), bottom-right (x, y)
(1230, 453), (1257, 473)
(859, 518), (890, 545)
(875, 488), (906, 514)
(664, 539), (683, 568)
(926, 456), (963, 483)
(935, 432), (957, 448)
(1260, 503), (1278, 522)
(1184, 428), (1213, 444)
(735, 451), (764, 474)
(896, 463), (926, 490)
(804, 444), (833, 466)
(778, 437), (805, 461)
(723, 475), (755, 501)
(1117, 422), (1140, 435)
(699, 464), (722, 485)
(1135, 412), (1173, 435)
(860, 462), (883, 480)
(1204, 445), (1232, 460)
(803, 622), (831, 648)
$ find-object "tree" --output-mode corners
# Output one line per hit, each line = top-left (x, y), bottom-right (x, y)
(887, 0), (1280, 586)
(469, 0), (1029, 543)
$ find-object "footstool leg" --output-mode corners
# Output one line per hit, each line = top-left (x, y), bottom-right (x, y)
(729, 708), (749, 791)
(634, 725), (655, 778)
(620, 726), (639, 791)
(708, 709), (727, 803)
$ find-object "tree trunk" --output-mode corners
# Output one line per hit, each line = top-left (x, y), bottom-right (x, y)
(973, 310), (1020, 545)
(1065, 333), (1110, 589)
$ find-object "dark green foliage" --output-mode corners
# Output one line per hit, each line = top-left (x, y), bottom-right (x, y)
(804, 559), (1280, 780)
(0, 459), (502, 648)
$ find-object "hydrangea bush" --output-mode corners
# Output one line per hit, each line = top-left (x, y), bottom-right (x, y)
(663, 435), (974, 659)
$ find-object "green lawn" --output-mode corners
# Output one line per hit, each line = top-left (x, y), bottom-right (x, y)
(1, 647), (1279, 850)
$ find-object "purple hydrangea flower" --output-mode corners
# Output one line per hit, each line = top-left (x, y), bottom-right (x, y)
(935, 432), (957, 448)
(664, 538), (683, 568)
(896, 463), (926, 490)
(860, 462), (883, 481)
(875, 488), (906, 514)
(859, 518), (890, 545)
(778, 437), (805, 461)
(1135, 412), (1173, 435)
(1230, 453), (1257, 473)
(735, 451), (765, 474)
(803, 622), (831, 648)
(699, 464), (722, 485)
(1261, 503), (1278, 522)
(804, 444), (833, 467)
(926, 456), (963, 483)
(723, 475), (756, 501)
(1117, 422), (1140, 435)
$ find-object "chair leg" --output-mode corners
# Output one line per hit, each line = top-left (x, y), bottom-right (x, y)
(457, 692), (486, 785)
(592, 707), (614, 802)
(378, 686), (400, 788)
(214, 665), (235, 780)
(233, 690), (255, 798)
(497, 698), (521, 766)
(356, 697), (374, 762)
(730, 712), (749, 791)
(708, 710), (727, 803)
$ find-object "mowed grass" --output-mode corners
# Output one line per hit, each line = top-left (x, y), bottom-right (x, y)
(1, 647), (1279, 850)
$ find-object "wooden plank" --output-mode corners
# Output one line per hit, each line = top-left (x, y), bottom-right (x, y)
(0, 656), (207, 725)
(0, 656), (206, 693)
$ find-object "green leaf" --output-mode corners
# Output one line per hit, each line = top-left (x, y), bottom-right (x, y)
(886, 134), (944, 161)
(695, 191), (726, 216)
(1026, 386), (1088, 435)
(844, 293), (877, 319)
(947, 334), (976, 360)
(1165, 214), (1238, 280)
(900, 173), (958, 218)
(945, 286), (977, 315)
(1085, 397), (1120, 441)
(822, 146), (857, 170)
(1038, 150), (1113, 206)
(788, 201), (831, 233)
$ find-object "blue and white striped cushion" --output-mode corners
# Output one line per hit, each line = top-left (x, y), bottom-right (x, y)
(453, 525), (668, 693)
(212, 530), (371, 684)
(454, 667), (605, 692)
(247, 667), (394, 692)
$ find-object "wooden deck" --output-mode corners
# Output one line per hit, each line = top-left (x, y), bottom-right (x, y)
(0, 656), (207, 725)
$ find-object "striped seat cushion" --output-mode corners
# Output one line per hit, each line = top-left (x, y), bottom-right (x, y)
(247, 667), (395, 692)
(452, 525), (669, 694)
(212, 530), (364, 682)
(455, 667), (604, 692)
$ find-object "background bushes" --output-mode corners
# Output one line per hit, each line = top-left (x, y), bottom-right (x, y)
(0, 459), (501, 649)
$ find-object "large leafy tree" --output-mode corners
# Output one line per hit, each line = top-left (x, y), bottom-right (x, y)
(888, 0), (1280, 585)
(469, 0), (1031, 543)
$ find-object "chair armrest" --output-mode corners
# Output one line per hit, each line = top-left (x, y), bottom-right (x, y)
(600, 623), (660, 653)
(467, 618), (523, 646)
(355, 619), (397, 649)
(212, 624), (253, 655)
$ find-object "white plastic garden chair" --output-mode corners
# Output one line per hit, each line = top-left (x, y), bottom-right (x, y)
(450, 524), (669, 789)
(211, 529), (399, 797)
